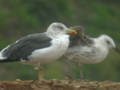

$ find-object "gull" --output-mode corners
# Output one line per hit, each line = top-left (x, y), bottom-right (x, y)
(0, 22), (77, 80)
(64, 26), (120, 79)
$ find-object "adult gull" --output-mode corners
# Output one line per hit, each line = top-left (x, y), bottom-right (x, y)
(0, 22), (78, 80)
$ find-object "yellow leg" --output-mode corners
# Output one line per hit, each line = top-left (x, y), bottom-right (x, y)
(38, 67), (43, 80)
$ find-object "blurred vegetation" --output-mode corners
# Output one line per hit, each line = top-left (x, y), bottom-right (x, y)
(0, 0), (120, 81)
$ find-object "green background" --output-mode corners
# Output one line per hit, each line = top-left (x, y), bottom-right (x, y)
(0, 0), (120, 81)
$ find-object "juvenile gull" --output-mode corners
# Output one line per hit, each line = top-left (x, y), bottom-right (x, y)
(64, 26), (120, 79)
(0, 22), (77, 80)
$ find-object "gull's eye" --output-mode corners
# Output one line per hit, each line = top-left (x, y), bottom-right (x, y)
(106, 40), (110, 44)
(56, 25), (64, 30)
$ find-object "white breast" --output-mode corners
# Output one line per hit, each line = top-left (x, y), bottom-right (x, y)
(27, 35), (69, 64)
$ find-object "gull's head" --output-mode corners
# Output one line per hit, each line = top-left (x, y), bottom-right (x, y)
(99, 35), (116, 49)
(99, 34), (120, 53)
(46, 22), (78, 37)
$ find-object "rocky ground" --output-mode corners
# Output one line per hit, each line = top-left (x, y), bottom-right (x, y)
(0, 80), (120, 90)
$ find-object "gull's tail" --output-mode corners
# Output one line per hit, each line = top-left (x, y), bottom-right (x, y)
(0, 52), (10, 63)
(0, 45), (18, 62)
(0, 52), (18, 63)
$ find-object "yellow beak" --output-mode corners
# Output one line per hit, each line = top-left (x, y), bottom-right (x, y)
(66, 29), (77, 35)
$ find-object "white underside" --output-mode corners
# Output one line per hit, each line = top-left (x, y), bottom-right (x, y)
(23, 35), (70, 65)
(65, 39), (109, 64)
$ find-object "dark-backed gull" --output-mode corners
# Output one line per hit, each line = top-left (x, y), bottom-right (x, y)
(64, 26), (120, 79)
(0, 22), (78, 80)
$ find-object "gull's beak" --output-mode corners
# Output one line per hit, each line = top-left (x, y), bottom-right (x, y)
(66, 29), (77, 35)
(114, 47), (120, 53)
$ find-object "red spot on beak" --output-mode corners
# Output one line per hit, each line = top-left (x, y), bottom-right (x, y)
(72, 32), (76, 35)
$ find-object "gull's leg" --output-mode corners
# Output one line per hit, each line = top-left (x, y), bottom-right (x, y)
(38, 66), (43, 80)
(63, 57), (75, 79)
(34, 64), (43, 80)
(78, 63), (83, 79)
(64, 60), (73, 79)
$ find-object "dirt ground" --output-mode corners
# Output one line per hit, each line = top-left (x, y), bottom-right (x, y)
(0, 80), (120, 90)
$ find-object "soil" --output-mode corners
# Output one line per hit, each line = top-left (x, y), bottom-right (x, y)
(0, 79), (120, 90)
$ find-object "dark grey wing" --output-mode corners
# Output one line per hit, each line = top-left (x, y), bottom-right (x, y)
(2, 33), (52, 61)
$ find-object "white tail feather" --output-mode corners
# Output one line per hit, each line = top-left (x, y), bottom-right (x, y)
(0, 52), (6, 60)
(0, 45), (10, 60)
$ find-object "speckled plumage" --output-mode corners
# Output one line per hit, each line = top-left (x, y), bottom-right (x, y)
(64, 26), (119, 79)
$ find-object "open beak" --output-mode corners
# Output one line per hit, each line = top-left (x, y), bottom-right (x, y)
(66, 29), (77, 35)
(114, 47), (120, 53)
